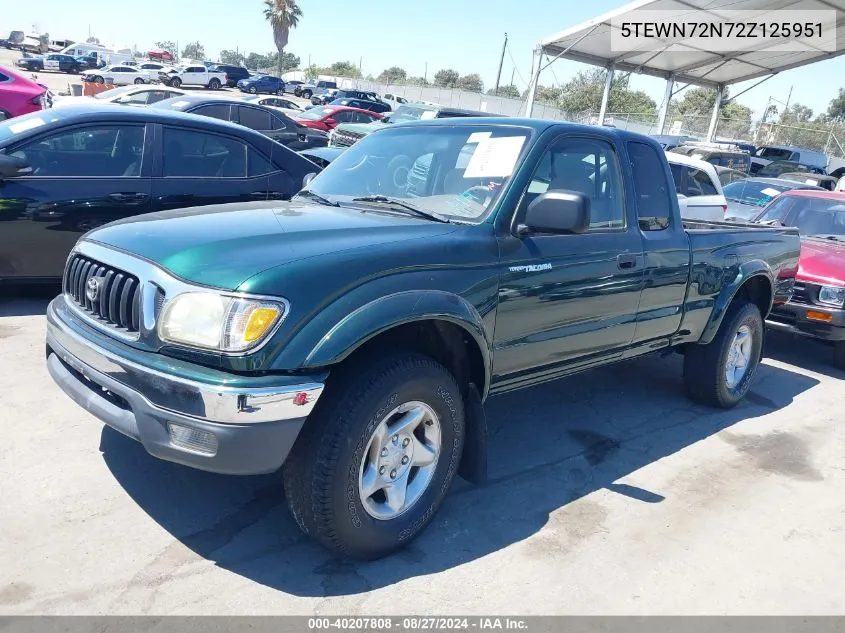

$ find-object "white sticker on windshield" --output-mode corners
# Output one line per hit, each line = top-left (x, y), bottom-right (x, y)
(464, 136), (526, 178)
(467, 131), (492, 144)
(760, 187), (781, 197)
(171, 100), (191, 108)
(7, 117), (46, 135)
(420, 111), (437, 120)
(806, 179), (819, 185)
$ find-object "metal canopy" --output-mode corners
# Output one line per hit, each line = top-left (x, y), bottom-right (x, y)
(537, 0), (845, 88)
(525, 0), (845, 139)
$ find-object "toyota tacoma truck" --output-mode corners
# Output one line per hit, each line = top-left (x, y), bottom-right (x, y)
(46, 118), (800, 560)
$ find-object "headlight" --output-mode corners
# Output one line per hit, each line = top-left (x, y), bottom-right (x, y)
(817, 285), (845, 307)
(158, 293), (286, 352)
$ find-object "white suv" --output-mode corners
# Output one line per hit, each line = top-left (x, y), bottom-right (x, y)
(666, 151), (729, 222)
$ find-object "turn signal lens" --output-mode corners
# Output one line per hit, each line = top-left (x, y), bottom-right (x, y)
(806, 310), (833, 322)
(244, 307), (280, 342)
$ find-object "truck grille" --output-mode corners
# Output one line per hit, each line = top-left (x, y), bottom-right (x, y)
(330, 129), (364, 147)
(790, 282), (810, 305)
(64, 254), (141, 334)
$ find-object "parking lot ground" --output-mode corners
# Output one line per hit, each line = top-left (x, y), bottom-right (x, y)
(2, 289), (844, 615)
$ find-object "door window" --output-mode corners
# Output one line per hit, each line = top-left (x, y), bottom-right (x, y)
(248, 149), (274, 176)
(191, 104), (231, 121)
(10, 125), (145, 177)
(162, 128), (247, 178)
(186, 66), (205, 73)
(525, 137), (626, 230)
(238, 106), (272, 131)
(669, 163), (684, 193)
(686, 168), (718, 196)
(269, 113), (291, 131)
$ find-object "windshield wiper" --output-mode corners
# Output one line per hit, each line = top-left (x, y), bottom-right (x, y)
(295, 189), (340, 207)
(350, 195), (449, 223)
(818, 234), (845, 242)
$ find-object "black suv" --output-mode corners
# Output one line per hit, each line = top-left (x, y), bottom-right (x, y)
(311, 88), (380, 106)
(213, 65), (250, 88)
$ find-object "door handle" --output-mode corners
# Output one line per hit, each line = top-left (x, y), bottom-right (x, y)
(617, 253), (638, 270)
(108, 192), (148, 202)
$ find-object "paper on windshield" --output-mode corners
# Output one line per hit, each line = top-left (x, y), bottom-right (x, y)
(464, 136), (525, 178)
(7, 117), (46, 135)
(760, 187), (781, 197)
(420, 111), (437, 120)
(467, 131), (492, 144)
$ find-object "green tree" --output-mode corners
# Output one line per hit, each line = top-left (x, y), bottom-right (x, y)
(378, 66), (407, 84)
(782, 103), (814, 123)
(181, 41), (205, 61)
(433, 68), (459, 87)
(457, 73), (483, 93)
(523, 84), (564, 105)
(322, 60), (360, 78)
(263, 0), (302, 78)
(555, 69), (656, 119)
(219, 49), (245, 65)
(487, 84), (520, 98)
(155, 41), (177, 56)
(86, 36), (100, 44)
(827, 88), (845, 122)
(407, 76), (428, 86)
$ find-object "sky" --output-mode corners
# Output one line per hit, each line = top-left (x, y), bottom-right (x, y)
(5, 0), (844, 119)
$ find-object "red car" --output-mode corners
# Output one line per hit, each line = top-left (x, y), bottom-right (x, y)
(147, 50), (174, 62)
(0, 65), (48, 120)
(760, 190), (845, 367)
(294, 105), (382, 132)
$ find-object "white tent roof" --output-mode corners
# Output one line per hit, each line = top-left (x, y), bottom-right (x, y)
(539, 0), (845, 87)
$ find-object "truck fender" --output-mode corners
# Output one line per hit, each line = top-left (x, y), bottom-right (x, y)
(699, 260), (773, 345)
(304, 290), (493, 395)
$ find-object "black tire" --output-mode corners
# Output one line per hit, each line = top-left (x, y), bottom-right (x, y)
(170, 77), (181, 88)
(832, 342), (845, 370)
(283, 353), (465, 560)
(302, 89), (312, 99)
(134, 77), (144, 84)
(249, 85), (258, 94)
(93, 75), (104, 84)
(208, 78), (220, 90)
(683, 300), (764, 408)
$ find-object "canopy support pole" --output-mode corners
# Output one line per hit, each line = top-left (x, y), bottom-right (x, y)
(706, 84), (724, 142)
(598, 63), (614, 125)
(656, 75), (674, 135)
(525, 45), (543, 117)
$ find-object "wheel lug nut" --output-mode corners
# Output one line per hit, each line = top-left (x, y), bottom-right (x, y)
(380, 448), (388, 457)
(392, 434), (399, 444)
(402, 437), (410, 447)
(379, 465), (386, 475)
(401, 456), (409, 464)
(390, 469), (397, 479)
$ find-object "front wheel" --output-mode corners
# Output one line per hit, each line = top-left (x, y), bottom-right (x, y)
(283, 354), (465, 560)
(683, 300), (763, 408)
(93, 75), (104, 84)
(208, 78), (220, 90)
(134, 77), (144, 84)
(249, 86), (258, 94)
(170, 77), (181, 88)
(301, 89), (312, 99)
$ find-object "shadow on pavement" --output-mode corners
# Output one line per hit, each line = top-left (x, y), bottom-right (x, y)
(99, 352), (819, 597)
(765, 330), (845, 380)
(0, 284), (59, 317)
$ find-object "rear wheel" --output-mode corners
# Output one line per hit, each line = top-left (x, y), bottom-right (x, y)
(93, 75), (104, 84)
(170, 77), (181, 88)
(683, 300), (763, 408)
(134, 77), (144, 84)
(283, 353), (465, 560)
(302, 89), (312, 99)
(208, 78), (221, 90)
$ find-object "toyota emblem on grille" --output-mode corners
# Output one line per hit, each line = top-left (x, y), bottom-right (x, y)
(86, 277), (104, 302)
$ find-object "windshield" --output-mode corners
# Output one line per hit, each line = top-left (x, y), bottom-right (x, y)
(755, 195), (845, 237)
(94, 85), (134, 100)
(304, 124), (531, 223)
(297, 106), (332, 121)
(723, 180), (790, 206)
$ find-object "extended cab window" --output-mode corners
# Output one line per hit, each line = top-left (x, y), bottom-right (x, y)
(627, 141), (673, 230)
(162, 128), (247, 178)
(526, 137), (625, 230)
(10, 125), (144, 177)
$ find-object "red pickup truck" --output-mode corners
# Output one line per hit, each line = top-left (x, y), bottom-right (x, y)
(760, 190), (845, 367)
(147, 50), (174, 62)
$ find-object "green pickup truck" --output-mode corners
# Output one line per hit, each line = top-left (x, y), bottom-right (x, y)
(46, 118), (800, 559)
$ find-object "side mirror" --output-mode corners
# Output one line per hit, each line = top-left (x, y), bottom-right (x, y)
(0, 153), (33, 179)
(325, 117), (337, 129)
(518, 191), (590, 236)
(303, 172), (318, 187)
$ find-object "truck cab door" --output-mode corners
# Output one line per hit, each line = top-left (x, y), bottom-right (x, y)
(493, 135), (645, 382)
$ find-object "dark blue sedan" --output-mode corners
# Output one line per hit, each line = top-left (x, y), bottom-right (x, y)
(237, 75), (285, 95)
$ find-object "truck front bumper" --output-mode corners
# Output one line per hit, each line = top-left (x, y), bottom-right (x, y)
(45, 296), (325, 475)
(766, 301), (845, 342)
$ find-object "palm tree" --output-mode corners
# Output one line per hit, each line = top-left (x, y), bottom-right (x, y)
(263, 0), (302, 78)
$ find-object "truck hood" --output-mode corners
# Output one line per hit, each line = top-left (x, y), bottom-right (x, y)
(797, 237), (845, 285)
(83, 200), (457, 290)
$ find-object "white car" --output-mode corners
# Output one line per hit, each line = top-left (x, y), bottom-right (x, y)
(135, 61), (171, 81)
(241, 94), (304, 117)
(52, 85), (186, 108)
(158, 65), (226, 89)
(81, 64), (150, 86)
(666, 151), (728, 222)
